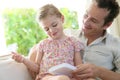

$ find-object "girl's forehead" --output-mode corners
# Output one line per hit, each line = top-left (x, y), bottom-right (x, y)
(42, 15), (59, 22)
(40, 16), (58, 27)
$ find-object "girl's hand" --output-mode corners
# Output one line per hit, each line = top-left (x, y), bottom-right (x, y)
(12, 52), (24, 63)
(35, 74), (41, 80)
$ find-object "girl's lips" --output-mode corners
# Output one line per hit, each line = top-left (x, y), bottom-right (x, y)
(52, 32), (57, 36)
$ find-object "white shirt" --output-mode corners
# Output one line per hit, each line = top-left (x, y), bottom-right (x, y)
(71, 29), (120, 73)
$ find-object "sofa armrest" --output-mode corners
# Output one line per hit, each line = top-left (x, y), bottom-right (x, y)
(0, 58), (33, 80)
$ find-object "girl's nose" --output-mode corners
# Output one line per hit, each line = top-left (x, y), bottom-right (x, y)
(49, 27), (54, 32)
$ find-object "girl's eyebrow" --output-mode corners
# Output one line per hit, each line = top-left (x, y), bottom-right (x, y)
(51, 21), (56, 25)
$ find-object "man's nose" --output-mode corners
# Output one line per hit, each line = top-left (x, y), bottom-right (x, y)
(84, 18), (91, 26)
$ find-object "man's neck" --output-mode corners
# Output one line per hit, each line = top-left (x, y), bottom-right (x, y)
(86, 31), (106, 45)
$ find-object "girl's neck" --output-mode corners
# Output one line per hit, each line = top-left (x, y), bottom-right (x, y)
(50, 33), (68, 41)
(58, 34), (67, 40)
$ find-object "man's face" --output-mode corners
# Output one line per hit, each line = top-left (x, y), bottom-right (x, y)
(82, 2), (110, 37)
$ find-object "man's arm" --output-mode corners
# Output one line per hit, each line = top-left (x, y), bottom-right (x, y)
(98, 66), (120, 80)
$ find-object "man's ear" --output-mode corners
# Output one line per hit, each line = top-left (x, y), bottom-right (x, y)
(103, 22), (112, 30)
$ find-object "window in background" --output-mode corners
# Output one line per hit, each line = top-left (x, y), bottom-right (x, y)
(0, 11), (7, 56)
(0, 0), (86, 55)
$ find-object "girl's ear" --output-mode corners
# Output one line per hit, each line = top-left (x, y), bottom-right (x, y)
(103, 22), (112, 30)
(61, 15), (64, 23)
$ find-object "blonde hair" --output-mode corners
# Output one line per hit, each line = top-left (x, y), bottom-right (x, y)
(37, 4), (62, 22)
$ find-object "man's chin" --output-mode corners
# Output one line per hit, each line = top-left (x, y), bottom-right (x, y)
(82, 30), (90, 36)
(82, 28), (87, 33)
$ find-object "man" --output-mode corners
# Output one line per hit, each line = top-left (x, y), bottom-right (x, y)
(73, 0), (120, 80)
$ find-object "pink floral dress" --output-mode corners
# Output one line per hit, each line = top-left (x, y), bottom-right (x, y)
(37, 36), (84, 73)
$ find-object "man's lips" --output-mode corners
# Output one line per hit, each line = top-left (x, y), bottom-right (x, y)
(83, 25), (91, 30)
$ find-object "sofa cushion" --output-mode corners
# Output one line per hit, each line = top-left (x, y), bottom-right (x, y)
(0, 58), (33, 80)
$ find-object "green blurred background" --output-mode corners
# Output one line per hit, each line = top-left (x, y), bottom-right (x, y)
(2, 8), (79, 56)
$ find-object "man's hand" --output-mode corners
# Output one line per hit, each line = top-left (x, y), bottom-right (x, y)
(72, 63), (101, 79)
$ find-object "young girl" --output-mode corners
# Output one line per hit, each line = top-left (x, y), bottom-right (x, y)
(12, 4), (84, 80)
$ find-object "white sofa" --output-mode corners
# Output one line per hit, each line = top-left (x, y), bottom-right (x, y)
(0, 29), (79, 80)
(0, 56), (33, 80)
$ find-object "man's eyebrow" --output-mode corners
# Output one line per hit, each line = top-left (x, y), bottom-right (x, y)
(86, 10), (88, 13)
(86, 10), (99, 22)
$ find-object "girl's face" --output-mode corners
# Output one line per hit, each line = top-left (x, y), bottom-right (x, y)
(40, 15), (64, 40)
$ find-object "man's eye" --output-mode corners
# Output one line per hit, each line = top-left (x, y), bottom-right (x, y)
(91, 19), (98, 23)
(84, 14), (88, 18)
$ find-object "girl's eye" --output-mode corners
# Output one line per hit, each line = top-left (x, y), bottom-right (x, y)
(44, 27), (49, 31)
(52, 23), (57, 27)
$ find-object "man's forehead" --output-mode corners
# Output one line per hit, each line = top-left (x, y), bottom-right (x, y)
(86, 1), (110, 19)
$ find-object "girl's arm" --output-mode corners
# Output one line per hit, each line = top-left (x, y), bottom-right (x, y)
(28, 45), (43, 79)
(12, 45), (43, 73)
(12, 52), (39, 73)
(74, 51), (82, 66)
(23, 45), (43, 73)
(28, 45), (38, 79)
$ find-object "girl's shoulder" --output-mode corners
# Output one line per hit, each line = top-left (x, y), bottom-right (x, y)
(67, 36), (81, 43)
(38, 38), (50, 43)
(67, 36), (85, 49)
(35, 38), (49, 48)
